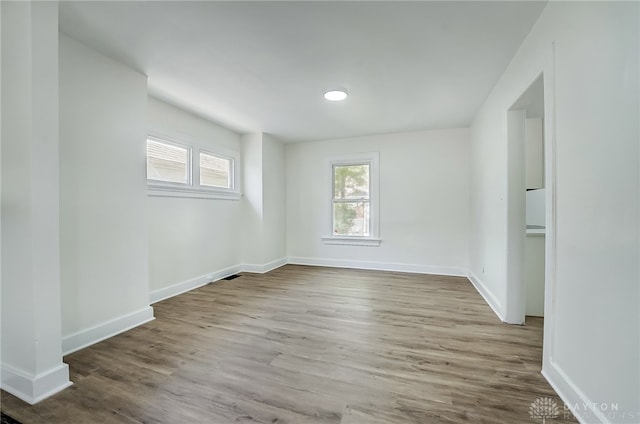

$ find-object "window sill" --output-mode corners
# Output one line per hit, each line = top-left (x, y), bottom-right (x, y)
(148, 186), (241, 200)
(321, 236), (381, 247)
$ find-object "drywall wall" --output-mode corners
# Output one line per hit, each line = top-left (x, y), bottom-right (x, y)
(0, 0), (3, 391)
(526, 189), (545, 226)
(241, 132), (265, 266)
(525, 118), (544, 189)
(1, 2), (71, 402)
(261, 134), (287, 265)
(59, 34), (153, 353)
(241, 132), (287, 269)
(525, 234), (544, 317)
(287, 128), (469, 274)
(469, 2), (639, 422)
(147, 97), (244, 299)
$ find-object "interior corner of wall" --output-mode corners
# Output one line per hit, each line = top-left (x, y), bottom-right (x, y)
(466, 270), (506, 322)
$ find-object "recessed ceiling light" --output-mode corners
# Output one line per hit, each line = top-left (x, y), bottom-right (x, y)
(323, 89), (348, 102)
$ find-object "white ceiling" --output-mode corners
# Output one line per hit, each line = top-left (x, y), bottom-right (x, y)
(59, 1), (547, 142)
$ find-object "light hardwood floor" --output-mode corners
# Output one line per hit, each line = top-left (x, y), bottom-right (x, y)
(1, 265), (576, 423)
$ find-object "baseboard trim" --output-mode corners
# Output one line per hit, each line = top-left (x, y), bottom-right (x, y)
(466, 271), (506, 322)
(147, 258), (465, 308)
(542, 360), (610, 424)
(242, 257), (288, 274)
(287, 256), (467, 277)
(149, 265), (242, 304)
(49, 259), (612, 424)
(1, 363), (72, 405)
(62, 306), (155, 356)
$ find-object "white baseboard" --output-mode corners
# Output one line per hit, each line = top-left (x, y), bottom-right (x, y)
(466, 271), (506, 322)
(45, 259), (613, 424)
(287, 256), (467, 277)
(1, 362), (72, 405)
(147, 258), (463, 308)
(242, 257), (288, 274)
(62, 306), (155, 356)
(542, 360), (611, 424)
(149, 265), (242, 304)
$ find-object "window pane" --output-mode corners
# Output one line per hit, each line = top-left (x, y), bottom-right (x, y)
(333, 201), (370, 236)
(147, 139), (189, 184)
(200, 152), (231, 188)
(334, 164), (369, 199)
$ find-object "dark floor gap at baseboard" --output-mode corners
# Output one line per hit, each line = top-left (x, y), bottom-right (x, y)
(222, 274), (241, 281)
(1, 412), (23, 424)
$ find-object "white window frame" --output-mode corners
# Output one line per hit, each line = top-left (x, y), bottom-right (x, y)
(322, 152), (381, 247)
(147, 131), (241, 200)
(196, 148), (239, 194)
(146, 136), (192, 187)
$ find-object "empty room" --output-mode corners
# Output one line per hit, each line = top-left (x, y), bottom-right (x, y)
(1, 1), (638, 424)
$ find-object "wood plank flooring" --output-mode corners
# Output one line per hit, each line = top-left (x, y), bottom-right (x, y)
(1, 265), (577, 423)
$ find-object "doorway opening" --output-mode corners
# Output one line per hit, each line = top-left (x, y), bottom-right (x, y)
(505, 74), (546, 327)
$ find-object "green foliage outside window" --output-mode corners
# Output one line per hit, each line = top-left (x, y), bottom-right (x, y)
(333, 164), (369, 236)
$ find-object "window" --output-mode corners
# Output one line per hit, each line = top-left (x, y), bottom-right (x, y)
(146, 134), (240, 200)
(323, 153), (380, 246)
(147, 138), (190, 185)
(333, 163), (370, 236)
(199, 151), (231, 189)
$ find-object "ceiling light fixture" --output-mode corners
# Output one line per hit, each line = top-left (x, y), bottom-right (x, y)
(323, 89), (348, 102)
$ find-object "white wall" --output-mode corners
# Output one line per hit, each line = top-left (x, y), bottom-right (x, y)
(287, 129), (469, 275)
(526, 189), (545, 226)
(146, 98), (288, 299)
(0, 0), (3, 390)
(59, 35), (153, 354)
(469, 2), (639, 422)
(1, 2), (71, 403)
(241, 132), (265, 266)
(241, 132), (287, 269)
(525, 118), (544, 189)
(525, 235), (545, 317)
(147, 97), (244, 298)
(262, 134), (287, 264)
